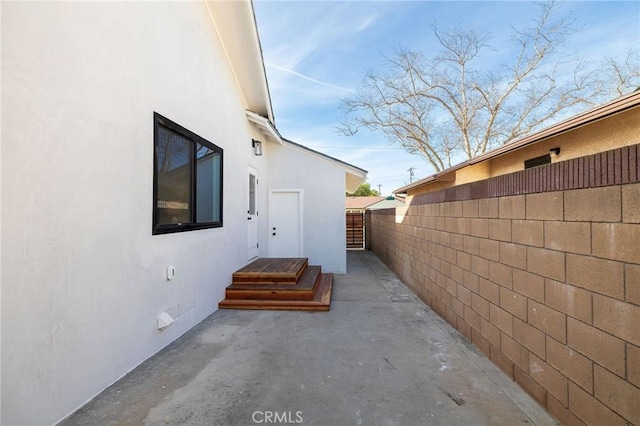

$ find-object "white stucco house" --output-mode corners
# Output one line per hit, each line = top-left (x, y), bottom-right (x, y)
(1, 1), (366, 424)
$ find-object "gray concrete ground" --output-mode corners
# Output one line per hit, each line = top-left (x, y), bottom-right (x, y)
(62, 251), (558, 426)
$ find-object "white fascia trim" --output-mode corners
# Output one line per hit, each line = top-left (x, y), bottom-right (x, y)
(205, 1), (274, 122)
(204, 1), (246, 109)
(247, 1), (275, 123)
(246, 110), (283, 144)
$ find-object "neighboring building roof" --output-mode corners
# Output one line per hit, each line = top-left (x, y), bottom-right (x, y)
(366, 197), (406, 210)
(346, 196), (385, 210)
(394, 91), (640, 195)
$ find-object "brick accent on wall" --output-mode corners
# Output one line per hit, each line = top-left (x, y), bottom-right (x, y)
(369, 144), (640, 425)
(412, 143), (640, 205)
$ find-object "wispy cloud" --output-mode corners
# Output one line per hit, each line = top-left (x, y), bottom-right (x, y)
(356, 14), (378, 33)
(255, 1), (639, 193)
(254, 3), (388, 113)
(266, 62), (355, 94)
(255, 2), (382, 70)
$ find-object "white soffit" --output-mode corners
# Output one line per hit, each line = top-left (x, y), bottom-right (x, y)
(246, 110), (283, 144)
(205, 0), (274, 122)
(346, 173), (366, 194)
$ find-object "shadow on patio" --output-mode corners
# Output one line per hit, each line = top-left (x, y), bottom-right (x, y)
(62, 251), (558, 425)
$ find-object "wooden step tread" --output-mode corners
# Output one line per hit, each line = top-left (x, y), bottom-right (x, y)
(219, 273), (333, 311)
(232, 258), (308, 284)
(225, 266), (321, 300)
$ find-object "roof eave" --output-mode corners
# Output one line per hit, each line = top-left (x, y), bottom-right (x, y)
(393, 91), (640, 194)
(469, 90), (640, 166)
(205, 0), (274, 123)
(281, 138), (367, 193)
(282, 137), (368, 177)
(246, 110), (283, 144)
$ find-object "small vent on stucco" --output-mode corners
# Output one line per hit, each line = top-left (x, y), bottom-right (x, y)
(166, 295), (196, 320)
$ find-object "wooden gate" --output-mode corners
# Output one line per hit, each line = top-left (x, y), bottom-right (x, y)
(346, 212), (364, 249)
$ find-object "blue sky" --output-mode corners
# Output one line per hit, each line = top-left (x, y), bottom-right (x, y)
(253, 1), (640, 195)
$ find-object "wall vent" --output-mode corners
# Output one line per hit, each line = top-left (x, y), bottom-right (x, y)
(165, 295), (196, 320)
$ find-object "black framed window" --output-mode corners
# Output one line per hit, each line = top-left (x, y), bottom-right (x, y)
(153, 112), (223, 234)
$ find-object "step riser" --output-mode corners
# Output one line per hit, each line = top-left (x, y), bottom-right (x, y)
(219, 273), (333, 312)
(231, 278), (298, 285)
(225, 289), (315, 301)
(219, 305), (329, 312)
(218, 302), (329, 311)
(225, 265), (321, 301)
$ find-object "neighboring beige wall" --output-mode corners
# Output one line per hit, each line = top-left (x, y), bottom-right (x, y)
(454, 161), (491, 185)
(490, 107), (640, 177)
(407, 180), (456, 196)
(407, 106), (640, 197)
(370, 184), (640, 425)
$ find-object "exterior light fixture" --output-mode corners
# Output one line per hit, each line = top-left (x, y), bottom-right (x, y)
(550, 147), (561, 156)
(252, 139), (263, 156)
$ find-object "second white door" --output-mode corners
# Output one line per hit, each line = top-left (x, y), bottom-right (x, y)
(268, 189), (303, 258)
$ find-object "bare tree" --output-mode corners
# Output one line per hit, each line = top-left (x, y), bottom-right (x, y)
(339, 1), (639, 172)
(601, 50), (640, 96)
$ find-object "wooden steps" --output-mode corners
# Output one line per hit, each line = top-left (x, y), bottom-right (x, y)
(225, 266), (321, 300)
(219, 258), (332, 311)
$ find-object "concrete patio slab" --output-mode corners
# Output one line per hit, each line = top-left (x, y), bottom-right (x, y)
(62, 251), (558, 426)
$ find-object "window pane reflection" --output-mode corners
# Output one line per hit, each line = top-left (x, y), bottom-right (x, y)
(156, 125), (192, 225)
(196, 143), (221, 223)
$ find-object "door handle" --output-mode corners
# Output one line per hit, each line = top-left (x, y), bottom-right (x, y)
(248, 217), (252, 221)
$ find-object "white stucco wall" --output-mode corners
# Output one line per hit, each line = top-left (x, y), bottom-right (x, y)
(266, 143), (347, 274)
(1, 3), (262, 424)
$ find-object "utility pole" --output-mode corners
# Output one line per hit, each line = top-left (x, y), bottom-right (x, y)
(378, 184), (382, 195)
(407, 167), (416, 183)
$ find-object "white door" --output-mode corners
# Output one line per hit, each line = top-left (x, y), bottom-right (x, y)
(268, 189), (303, 258)
(247, 167), (258, 260)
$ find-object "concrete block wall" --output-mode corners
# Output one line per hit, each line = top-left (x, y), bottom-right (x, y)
(369, 144), (640, 425)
